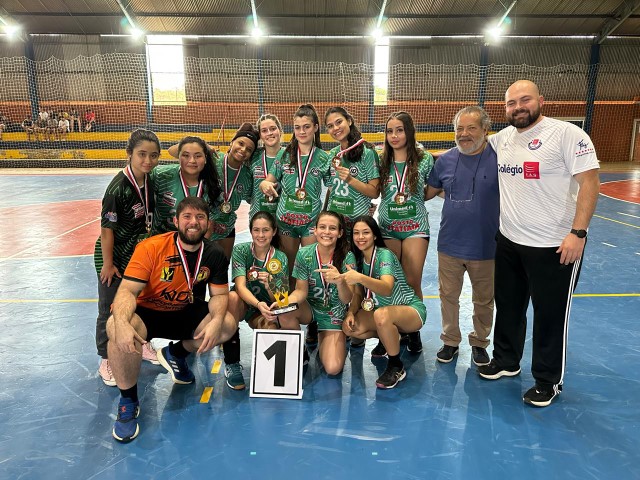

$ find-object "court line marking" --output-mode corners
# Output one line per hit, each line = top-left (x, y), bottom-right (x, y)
(0, 217), (101, 262)
(592, 214), (640, 229)
(602, 242), (617, 247)
(2, 293), (640, 303)
(618, 212), (640, 219)
(200, 386), (213, 403)
(599, 193), (639, 205)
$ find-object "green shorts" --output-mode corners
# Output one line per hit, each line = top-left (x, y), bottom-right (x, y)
(312, 310), (345, 331)
(277, 217), (315, 238)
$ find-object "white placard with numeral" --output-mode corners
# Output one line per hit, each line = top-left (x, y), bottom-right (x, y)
(250, 329), (304, 399)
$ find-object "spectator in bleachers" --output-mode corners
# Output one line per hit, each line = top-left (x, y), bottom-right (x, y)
(47, 115), (58, 141)
(57, 116), (70, 140)
(38, 110), (49, 123)
(22, 117), (35, 141)
(0, 113), (7, 141)
(34, 116), (47, 141)
(85, 109), (96, 132)
(70, 108), (81, 132)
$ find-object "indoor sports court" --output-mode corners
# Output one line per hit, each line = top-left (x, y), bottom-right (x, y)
(1, 2), (640, 479)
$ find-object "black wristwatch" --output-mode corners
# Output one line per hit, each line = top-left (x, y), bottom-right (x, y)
(570, 228), (587, 238)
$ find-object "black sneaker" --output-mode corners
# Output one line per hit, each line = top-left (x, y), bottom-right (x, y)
(371, 340), (387, 357)
(375, 364), (406, 389)
(523, 385), (560, 407)
(471, 346), (490, 366)
(305, 321), (318, 347)
(436, 344), (459, 363)
(477, 360), (521, 380)
(400, 333), (410, 345)
(406, 331), (423, 354)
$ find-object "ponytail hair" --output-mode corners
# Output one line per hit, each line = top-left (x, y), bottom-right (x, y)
(324, 106), (372, 163)
(125, 129), (160, 158)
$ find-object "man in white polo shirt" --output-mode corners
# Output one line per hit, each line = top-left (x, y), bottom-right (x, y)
(478, 80), (600, 407)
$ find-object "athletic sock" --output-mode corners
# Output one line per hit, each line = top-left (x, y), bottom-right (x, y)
(119, 384), (138, 403)
(169, 340), (189, 359)
(223, 328), (241, 364)
(387, 353), (403, 369)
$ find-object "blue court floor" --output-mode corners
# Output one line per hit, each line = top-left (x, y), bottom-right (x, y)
(0, 167), (638, 479)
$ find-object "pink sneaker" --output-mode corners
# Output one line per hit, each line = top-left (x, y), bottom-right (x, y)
(142, 342), (159, 365)
(98, 359), (116, 387)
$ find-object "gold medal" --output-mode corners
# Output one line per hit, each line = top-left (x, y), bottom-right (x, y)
(266, 258), (283, 275)
(220, 201), (232, 214)
(295, 188), (306, 200)
(247, 267), (260, 281)
(331, 156), (341, 169)
(394, 192), (406, 205)
(361, 298), (375, 311)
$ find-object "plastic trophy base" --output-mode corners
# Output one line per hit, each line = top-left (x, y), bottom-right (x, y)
(272, 303), (299, 316)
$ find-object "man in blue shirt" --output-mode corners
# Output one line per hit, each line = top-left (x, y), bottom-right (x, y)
(426, 106), (500, 366)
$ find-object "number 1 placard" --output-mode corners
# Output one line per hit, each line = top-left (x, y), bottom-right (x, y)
(250, 329), (304, 399)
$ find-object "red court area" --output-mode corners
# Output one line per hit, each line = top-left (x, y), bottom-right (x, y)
(600, 179), (640, 203)
(1, 200), (100, 259)
(1, 200), (251, 259)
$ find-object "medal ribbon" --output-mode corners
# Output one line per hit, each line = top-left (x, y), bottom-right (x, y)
(175, 235), (204, 300)
(260, 151), (268, 179)
(179, 168), (204, 198)
(336, 138), (366, 159)
(251, 243), (274, 269)
(392, 161), (408, 196)
(315, 244), (333, 303)
(363, 247), (377, 301)
(296, 145), (315, 190)
(223, 154), (244, 204)
(123, 165), (151, 231)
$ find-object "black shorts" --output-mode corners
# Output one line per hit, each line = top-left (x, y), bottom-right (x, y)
(136, 300), (209, 341)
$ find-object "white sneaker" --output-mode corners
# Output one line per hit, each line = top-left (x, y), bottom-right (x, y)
(142, 342), (159, 365)
(98, 359), (116, 387)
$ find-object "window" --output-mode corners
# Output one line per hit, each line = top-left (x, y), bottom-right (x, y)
(146, 35), (186, 105)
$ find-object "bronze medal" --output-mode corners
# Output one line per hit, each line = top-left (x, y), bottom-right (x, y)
(247, 267), (259, 281)
(394, 192), (406, 205)
(221, 201), (232, 214)
(331, 156), (341, 169)
(188, 290), (194, 304)
(361, 298), (375, 312)
(295, 188), (306, 200)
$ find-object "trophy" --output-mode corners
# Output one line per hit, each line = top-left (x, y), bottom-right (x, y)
(266, 258), (298, 315)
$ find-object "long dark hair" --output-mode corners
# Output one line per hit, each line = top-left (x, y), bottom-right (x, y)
(286, 104), (322, 167)
(177, 136), (222, 207)
(324, 106), (373, 163)
(125, 129), (160, 158)
(249, 210), (281, 249)
(379, 111), (423, 195)
(350, 215), (386, 272)
(316, 210), (350, 271)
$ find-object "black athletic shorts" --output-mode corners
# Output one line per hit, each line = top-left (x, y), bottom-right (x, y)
(136, 300), (209, 341)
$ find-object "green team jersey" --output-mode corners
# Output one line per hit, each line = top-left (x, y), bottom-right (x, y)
(150, 163), (216, 235)
(269, 147), (330, 227)
(248, 147), (285, 220)
(231, 242), (289, 304)
(325, 145), (379, 222)
(94, 170), (155, 275)
(292, 243), (356, 329)
(378, 151), (435, 238)
(361, 247), (424, 312)
(209, 155), (253, 239)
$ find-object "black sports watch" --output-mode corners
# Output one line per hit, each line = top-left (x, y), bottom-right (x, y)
(570, 228), (587, 238)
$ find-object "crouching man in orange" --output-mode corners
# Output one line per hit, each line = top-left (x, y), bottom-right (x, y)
(106, 196), (237, 443)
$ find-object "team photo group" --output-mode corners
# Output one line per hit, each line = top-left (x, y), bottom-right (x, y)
(97, 79), (600, 443)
